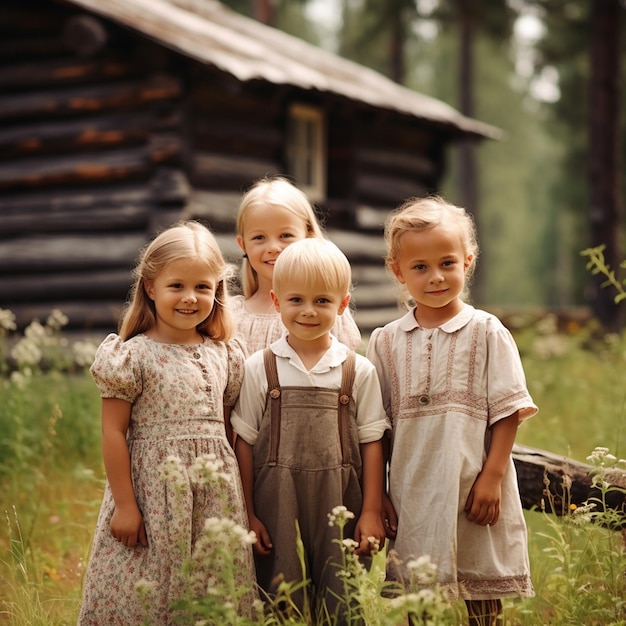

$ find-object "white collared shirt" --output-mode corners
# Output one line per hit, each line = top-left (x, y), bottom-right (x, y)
(231, 335), (389, 445)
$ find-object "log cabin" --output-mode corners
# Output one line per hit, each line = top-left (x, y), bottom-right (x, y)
(0, 0), (500, 339)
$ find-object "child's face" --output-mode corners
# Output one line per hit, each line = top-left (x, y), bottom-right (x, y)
(270, 277), (350, 346)
(237, 204), (309, 287)
(390, 223), (472, 316)
(144, 258), (217, 343)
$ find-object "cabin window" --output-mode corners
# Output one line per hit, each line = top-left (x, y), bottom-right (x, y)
(286, 104), (326, 201)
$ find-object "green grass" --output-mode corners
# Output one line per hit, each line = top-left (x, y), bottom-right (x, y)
(1, 311), (626, 624)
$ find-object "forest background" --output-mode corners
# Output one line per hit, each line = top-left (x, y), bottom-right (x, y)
(221, 0), (625, 329)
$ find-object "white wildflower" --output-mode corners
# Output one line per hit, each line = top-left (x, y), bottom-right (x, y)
(342, 538), (359, 553)
(11, 337), (42, 367)
(46, 309), (69, 331)
(327, 505), (355, 526)
(188, 453), (231, 486)
(0, 309), (17, 333)
(159, 455), (188, 487)
(72, 340), (98, 367)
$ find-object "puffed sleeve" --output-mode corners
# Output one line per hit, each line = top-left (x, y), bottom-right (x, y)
(89, 333), (143, 403)
(223, 336), (245, 407)
(332, 306), (362, 351)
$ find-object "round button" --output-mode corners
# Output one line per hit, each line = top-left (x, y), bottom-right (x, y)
(193, 352), (201, 359)
(339, 394), (350, 405)
(418, 394), (430, 405)
(270, 388), (281, 399)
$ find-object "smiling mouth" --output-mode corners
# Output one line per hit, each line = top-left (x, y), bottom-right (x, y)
(177, 309), (198, 314)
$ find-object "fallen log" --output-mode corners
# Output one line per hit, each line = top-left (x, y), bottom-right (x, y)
(512, 443), (626, 516)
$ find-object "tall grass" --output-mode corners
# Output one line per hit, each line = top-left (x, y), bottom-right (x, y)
(1, 308), (625, 624)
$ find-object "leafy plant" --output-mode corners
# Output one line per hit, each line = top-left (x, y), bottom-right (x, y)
(581, 244), (626, 304)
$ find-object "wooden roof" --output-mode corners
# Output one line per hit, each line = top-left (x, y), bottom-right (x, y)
(64, 0), (500, 140)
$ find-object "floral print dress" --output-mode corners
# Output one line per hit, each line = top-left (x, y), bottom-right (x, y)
(78, 333), (256, 625)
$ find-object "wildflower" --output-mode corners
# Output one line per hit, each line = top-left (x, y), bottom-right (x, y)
(188, 453), (232, 486)
(135, 578), (158, 595)
(0, 308), (17, 333)
(159, 455), (188, 488)
(46, 309), (69, 331)
(406, 555), (438, 585)
(10, 369), (32, 389)
(587, 446), (617, 467)
(342, 538), (359, 553)
(72, 340), (98, 367)
(11, 337), (42, 367)
(327, 505), (355, 526)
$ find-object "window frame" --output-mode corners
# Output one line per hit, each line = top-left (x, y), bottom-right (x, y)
(286, 103), (326, 202)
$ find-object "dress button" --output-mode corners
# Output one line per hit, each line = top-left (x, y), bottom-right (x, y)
(418, 394), (430, 405)
(193, 352), (201, 359)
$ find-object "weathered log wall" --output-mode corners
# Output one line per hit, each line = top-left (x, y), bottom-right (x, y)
(0, 0), (454, 338)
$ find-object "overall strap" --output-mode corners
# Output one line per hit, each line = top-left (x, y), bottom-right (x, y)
(263, 348), (281, 466)
(338, 351), (356, 467)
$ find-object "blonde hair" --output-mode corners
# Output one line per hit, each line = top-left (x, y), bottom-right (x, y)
(385, 195), (479, 307)
(119, 221), (235, 341)
(272, 238), (351, 297)
(236, 176), (324, 298)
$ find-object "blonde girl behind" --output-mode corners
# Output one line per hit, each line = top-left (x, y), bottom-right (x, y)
(233, 175), (361, 353)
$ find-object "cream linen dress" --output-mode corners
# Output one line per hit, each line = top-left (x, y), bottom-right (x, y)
(78, 333), (256, 625)
(367, 304), (537, 600)
(231, 294), (362, 354)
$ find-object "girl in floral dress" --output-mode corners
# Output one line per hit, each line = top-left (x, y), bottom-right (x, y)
(78, 221), (256, 625)
(367, 197), (537, 626)
(233, 175), (361, 354)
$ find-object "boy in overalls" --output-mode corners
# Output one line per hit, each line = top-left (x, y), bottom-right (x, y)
(232, 238), (389, 622)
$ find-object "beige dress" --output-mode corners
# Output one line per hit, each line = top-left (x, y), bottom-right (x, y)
(78, 333), (256, 626)
(231, 294), (362, 355)
(367, 304), (537, 601)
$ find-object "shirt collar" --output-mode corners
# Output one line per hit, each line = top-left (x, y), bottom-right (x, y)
(270, 334), (349, 372)
(398, 303), (475, 334)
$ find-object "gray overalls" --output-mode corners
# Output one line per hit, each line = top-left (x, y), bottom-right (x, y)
(253, 348), (362, 618)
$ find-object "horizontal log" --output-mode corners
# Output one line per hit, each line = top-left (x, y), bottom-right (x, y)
(190, 85), (281, 122)
(0, 147), (153, 191)
(0, 5), (65, 36)
(184, 190), (241, 227)
(0, 183), (152, 214)
(512, 443), (626, 515)
(0, 113), (155, 159)
(190, 152), (280, 190)
(0, 36), (66, 61)
(0, 75), (182, 121)
(0, 269), (131, 300)
(0, 53), (135, 89)
(0, 233), (147, 271)
(191, 119), (282, 158)
(150, 168), (190, 205)
(0, 204), (150, 236)
(355, 172), (429, 205)
(356, 147), (437, 179)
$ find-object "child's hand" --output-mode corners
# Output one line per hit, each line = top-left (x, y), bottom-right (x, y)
(354, 509), (386, 556)
(464, 470), (502, 526)
(110, 503), (148, 548)
(382, 493), (398, 539)
(249, 515), (273, 556)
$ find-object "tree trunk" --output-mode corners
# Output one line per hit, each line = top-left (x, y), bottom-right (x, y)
(457, 0), (483, 303)
(588, 0), (623, 331)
